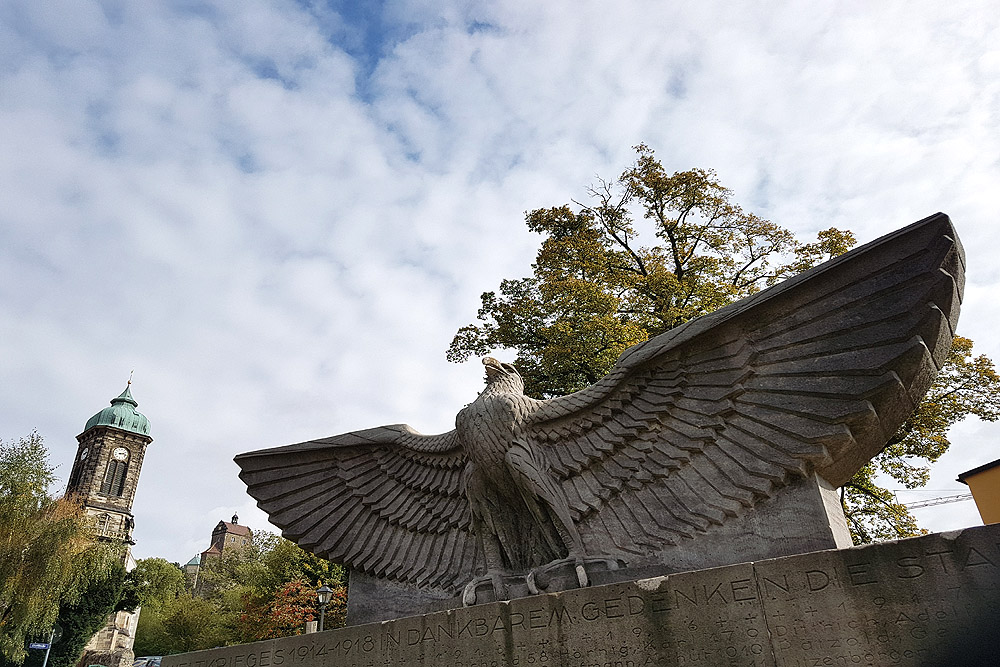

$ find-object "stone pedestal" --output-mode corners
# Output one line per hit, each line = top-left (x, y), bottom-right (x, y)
(347, 471), (854, 625)
(163, 523), (999, 667)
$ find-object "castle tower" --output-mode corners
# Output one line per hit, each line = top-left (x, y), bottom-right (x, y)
(205, 513), (253, 557)
(185, 515), (253, 591)
(66, 382), (151, 667)
(66, 383), (152, 542)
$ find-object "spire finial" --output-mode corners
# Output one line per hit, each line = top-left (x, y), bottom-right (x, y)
(128, 369), (134, 386)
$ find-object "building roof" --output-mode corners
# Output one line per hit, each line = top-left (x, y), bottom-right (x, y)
(201, 545), (222, 556)
(957, 457), (1000, 483)
(84, 384), (151, 437)
(185, 555), (201, 566)
(213, 519), (252, 537)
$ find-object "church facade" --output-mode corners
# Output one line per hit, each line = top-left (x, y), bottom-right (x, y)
(65, 383), (152, 667)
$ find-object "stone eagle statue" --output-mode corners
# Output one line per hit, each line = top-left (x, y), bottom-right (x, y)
(236, 213), (963, 607)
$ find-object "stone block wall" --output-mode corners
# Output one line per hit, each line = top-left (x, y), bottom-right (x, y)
(163, 524), (999, 667)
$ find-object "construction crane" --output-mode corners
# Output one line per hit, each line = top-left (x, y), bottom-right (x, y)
(901, 492), (973, 509)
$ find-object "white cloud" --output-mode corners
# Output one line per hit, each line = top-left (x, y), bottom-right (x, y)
(1, 0), (997, 562)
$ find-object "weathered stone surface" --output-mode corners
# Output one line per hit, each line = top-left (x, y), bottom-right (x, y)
(235, 213), (965, 621)
(162, 524), (999, 667)
(755, 527), (998, 666)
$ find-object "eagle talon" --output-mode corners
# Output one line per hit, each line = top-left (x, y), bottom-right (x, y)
(463, 572), (508, 606)
(526, 557), (586, 592)
(526, 556), (622, 594)
(526, 570), (540, 595)
(462, 579), (479, 606)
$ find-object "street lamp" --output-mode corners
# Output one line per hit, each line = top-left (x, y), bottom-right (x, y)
(316, 585), (333, 632)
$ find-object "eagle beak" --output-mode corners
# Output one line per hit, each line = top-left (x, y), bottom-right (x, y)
(483, 357), (504, 380)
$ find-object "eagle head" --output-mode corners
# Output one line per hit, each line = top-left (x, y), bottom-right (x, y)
(482, 357), (524, 393)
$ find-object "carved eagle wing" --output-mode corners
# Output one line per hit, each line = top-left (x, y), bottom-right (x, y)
(521, 213), (963, 555)
(235, 425), (480, 592)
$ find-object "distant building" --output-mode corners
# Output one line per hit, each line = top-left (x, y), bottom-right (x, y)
(201, 514), (252, 561)
(65, 383), (152, 667)
(182, 554), (201, 581)
(185, 514), (253, 590)
(958, 457), (1000, 524)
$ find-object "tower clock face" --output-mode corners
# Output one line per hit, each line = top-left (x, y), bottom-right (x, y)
(80, 447), (89, 460)
(112, 447), (129, 461)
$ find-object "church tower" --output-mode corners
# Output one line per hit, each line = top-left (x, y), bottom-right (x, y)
(66, 382), (152, 542)
(66, 382), (151, 667)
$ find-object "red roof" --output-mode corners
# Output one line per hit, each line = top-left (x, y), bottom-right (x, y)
(214, 521), (252, 537)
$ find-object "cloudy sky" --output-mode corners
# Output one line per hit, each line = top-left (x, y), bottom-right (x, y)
(2, 0), (998, 564)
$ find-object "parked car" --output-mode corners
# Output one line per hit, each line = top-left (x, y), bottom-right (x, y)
(134, 657), (162, 667)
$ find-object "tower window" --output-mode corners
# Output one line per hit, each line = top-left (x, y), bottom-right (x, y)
(101, 459), (128, 496)
(68, 462), (82, 490)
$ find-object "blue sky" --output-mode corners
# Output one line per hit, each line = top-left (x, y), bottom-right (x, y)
(2, 0), (999, 563)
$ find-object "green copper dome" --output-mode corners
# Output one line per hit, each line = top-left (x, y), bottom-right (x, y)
(84, 384), (151, 436)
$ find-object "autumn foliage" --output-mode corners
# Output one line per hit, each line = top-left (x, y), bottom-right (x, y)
(449, 145), (855, 398)
(237, 578), (345, 641)
(135, 535), (348, 655)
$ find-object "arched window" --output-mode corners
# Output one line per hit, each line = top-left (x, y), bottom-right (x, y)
(101, 459), (128, 496)
(68, 462), (82, 490)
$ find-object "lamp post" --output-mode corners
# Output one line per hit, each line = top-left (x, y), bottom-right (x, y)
(316, 585), (333, 632)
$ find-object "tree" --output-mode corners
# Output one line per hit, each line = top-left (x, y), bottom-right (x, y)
(195, 532), (342, 603)
(235, 578), (343, 642)
(131, 559), (187, 657)
(448, 144), (997, 542)
(30, 558), (127, 667)
(133, 557), (230, 656)
(197, 532), (346, 644)
(133, 605), (169, 657)
(1, 432), (136, 667)
(134, 532), (348, 653)
(0, 433), (92, 663)
(842, 336), (1000, 542)
(200, 532), (347, 644)
(135, 592), (230, 655)
(128, 558), (186, 611)
(449, 145), (854, 398)
(159, 596), (227, 653)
